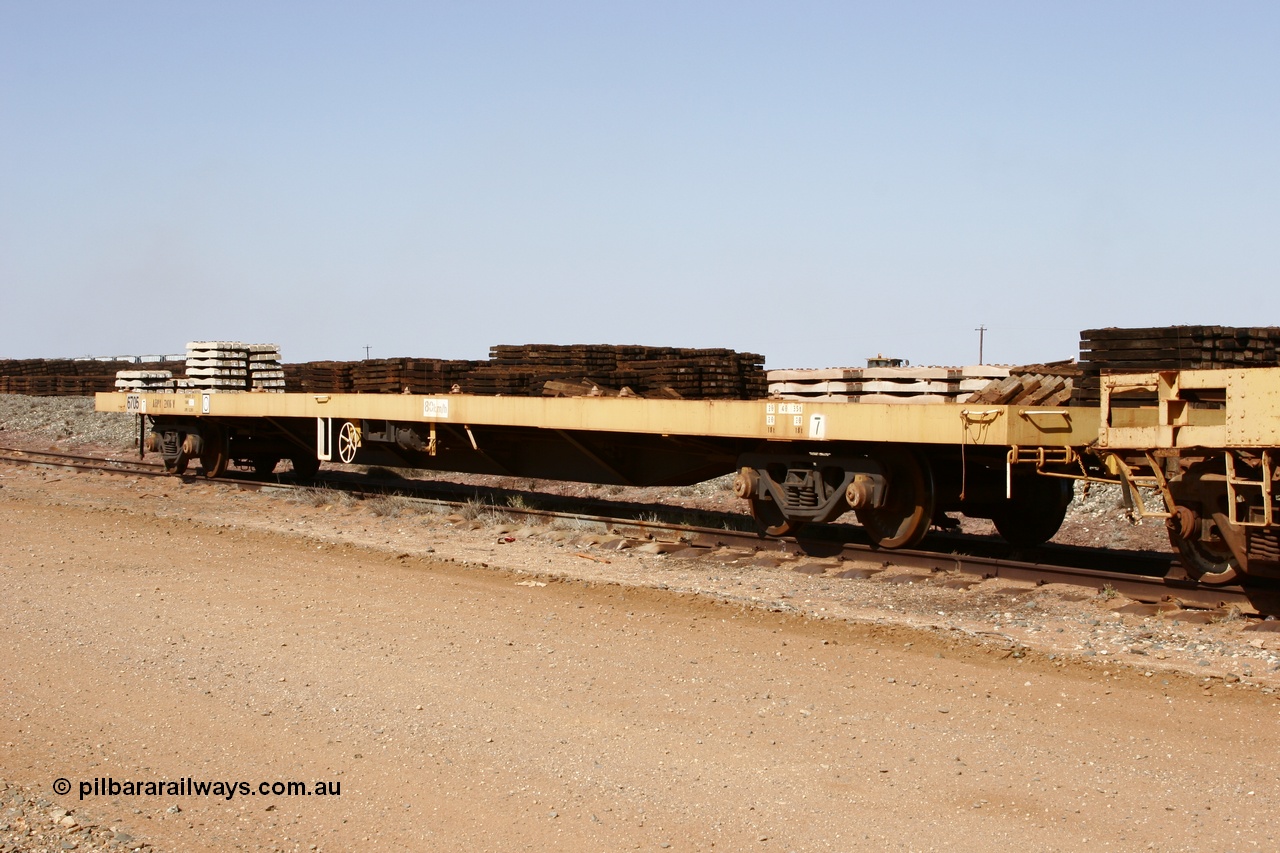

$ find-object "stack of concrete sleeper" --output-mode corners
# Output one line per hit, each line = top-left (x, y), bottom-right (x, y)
(113, 370), (176, 392)
(183, 342), (284, 393)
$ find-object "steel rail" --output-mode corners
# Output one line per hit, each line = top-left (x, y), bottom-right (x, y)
(0, 448), (166, 475)
(3, 445), (1276, 616)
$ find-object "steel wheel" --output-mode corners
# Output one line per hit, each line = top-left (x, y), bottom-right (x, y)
(992, 477), (1073, 547)
(337, 420), (361, 464)
(748, 495), (804, 537)
(290, 454), (321, 478)
(1168, 524), (1240, 585)
(199, 434), (229, 478)
(251, 456), (281, 475)
(1168, 461), (1243, 585)
(856, 447), (934, 549)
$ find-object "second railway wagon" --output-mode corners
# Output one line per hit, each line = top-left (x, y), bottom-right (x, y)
(1091, 368), (1280, 585)
(97, 390), (1098, 551)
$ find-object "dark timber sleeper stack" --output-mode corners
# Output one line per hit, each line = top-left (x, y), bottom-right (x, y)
(1078, 326), (1280, 406)
(277, 345), (767, 399)
(2, 344), (767, 399)
(0, 358), (145, 395)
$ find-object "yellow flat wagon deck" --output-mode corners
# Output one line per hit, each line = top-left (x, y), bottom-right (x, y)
(96, 391), (1099, 447)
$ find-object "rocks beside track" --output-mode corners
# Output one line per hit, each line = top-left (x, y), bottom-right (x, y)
(0, 781), (155, 853)
(0, 395), (136, 450)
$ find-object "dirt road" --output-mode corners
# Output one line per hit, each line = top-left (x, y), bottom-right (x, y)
(2, 466), (1279, 852)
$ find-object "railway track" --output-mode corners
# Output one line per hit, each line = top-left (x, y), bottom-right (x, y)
(4, 445), (1279, 616)
(0, 447), (167, 476)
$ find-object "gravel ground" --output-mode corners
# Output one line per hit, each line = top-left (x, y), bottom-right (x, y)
(0, 396), (136, 450)
(0, 780), (150, 852)
(4, 462), (1280, 852)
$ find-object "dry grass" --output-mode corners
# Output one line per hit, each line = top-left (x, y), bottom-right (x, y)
(458, 498), (515, 526)
(286, 486), (358, 509)
(366, 494), (414, 518)
(288, 487), (332, 508)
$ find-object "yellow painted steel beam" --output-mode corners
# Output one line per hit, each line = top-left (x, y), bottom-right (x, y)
(1098, 367), (1280, 449)
(97, 391), (1099, 448)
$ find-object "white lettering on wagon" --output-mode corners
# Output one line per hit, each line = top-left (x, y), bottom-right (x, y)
(423, 399), (450, 419)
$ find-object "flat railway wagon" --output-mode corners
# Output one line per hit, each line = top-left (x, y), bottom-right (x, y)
(92, 366), (1280, 585)
(97, 388), (1098, 550)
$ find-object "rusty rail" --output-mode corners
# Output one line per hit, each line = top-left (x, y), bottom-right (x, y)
(2, 445), (1276, 616)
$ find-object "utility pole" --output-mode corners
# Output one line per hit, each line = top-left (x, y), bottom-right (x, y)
(363, 346), (372, 361)
(975, 326), (986, 365)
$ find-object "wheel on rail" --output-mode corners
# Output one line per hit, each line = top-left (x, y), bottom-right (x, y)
(992, 476), (1073, 548)
(855, 447), (933, 549)
(748, 494), (805, 537)
(289, 454), (321, 479)
(1168, 529), (1240, 585)
(164, 455), (189, 475)
(337, 420), (361, 464)
(198, 427), (229, 478)
(251, 456), (281, 475)
(1166, 461), (1242, 585)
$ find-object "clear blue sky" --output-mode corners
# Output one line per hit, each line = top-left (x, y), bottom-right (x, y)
(3, 2), (1277, 368)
